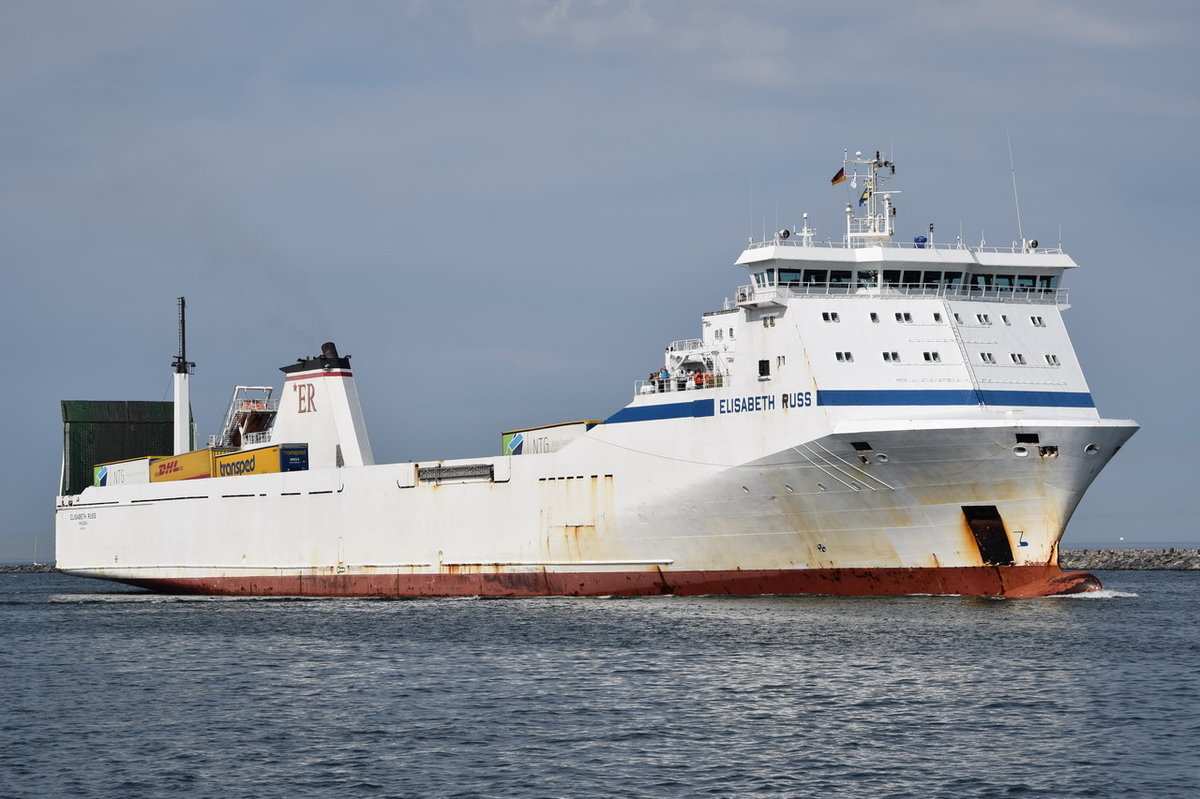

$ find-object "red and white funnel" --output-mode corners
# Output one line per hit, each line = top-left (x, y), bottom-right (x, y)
(269, 342), (373, 469)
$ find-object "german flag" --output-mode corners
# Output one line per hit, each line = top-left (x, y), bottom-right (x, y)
(830, 167), (846, 186)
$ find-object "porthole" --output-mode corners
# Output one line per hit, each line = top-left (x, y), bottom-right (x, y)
(784, 483), (794, 492)
(875, 453), (889, 463)
(1013, 445), (1029, 457)
(1084, 444), (1101, 456)
(741, 485), (750, 493)
(817, 482), (827, 491)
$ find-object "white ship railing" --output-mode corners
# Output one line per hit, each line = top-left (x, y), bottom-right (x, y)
(635, 373), (728, 396)
(735, 283), (1069, 305)
(744, 237), (1064, 254)
(667, 338), (703, 351)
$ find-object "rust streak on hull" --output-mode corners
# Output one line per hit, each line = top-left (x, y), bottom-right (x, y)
(112, 564), (1100, 599)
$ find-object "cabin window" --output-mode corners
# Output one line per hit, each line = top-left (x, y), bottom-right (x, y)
(954, 313), (963, 323)
(1045, 354), (1060, 366)
(777, 355), (786, 367)
(822, 311), (840, 322)
(835, 351), (854, 362)
(758, 359), (771, 377)
(980, 352), (996, 364)
(923, 351), (942, 362)
(933, 312), (943, 323)
(1002, 315), (1010, 325)
(1030, 315), (1046, 327)
(870, 312), (879, 323)
(1011, 353), (1027, 365)
(895, 312), (913, 323)
(882, 351), (901, 362)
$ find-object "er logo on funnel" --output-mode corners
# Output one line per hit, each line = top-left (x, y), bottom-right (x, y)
(295, 382), (316, 413)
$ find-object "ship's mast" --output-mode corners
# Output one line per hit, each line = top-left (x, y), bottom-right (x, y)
(171, 297), (195, 455)
(844, 150), (899, 247)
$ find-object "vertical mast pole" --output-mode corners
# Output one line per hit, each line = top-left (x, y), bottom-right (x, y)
(171, 297), (195, 454)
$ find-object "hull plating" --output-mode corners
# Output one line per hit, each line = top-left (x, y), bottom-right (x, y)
(86, 564), (1100, 599)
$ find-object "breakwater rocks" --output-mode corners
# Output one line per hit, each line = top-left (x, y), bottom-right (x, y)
(0, 564), (57, 573)
(1061, 548), (1200, 570)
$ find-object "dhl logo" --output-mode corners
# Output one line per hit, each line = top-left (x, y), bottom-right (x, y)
(155, 461), (183, 476)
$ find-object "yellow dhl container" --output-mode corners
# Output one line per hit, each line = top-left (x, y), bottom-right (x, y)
(149, 448), (233, 482)
(213, 444), (309, 478)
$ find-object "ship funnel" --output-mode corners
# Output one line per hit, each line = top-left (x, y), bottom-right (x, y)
(268, 342), (374, 469)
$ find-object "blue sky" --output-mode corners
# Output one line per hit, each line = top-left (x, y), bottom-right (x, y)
(2, 0), (1196, 562)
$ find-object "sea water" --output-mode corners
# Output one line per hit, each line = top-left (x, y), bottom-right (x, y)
(1, 572), (1196, 798)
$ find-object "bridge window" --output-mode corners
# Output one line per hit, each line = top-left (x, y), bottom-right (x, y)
(779, 269), (803, 286)
(856, 270), (878, 287)
(995, 274), (1015, 290)
(803, 269), (828, 285)
(970, 274), (993, 291)
(830, 270), (853, 285)
(922, 270), (942, 287)
(1038, 275), (1060, 290)
(902, 270), (921, 285)
(1017, 275), (1036, 289)
(883, 270), (901, 287)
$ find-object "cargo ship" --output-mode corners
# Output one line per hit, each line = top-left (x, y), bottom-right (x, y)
(55, 151), (1138, 598)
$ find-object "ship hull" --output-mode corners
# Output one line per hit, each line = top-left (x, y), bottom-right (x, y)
(56, 419), (1135, 599)
(79, 563), (1100, 598)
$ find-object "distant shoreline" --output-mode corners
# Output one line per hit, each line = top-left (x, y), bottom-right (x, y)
(4, 549), (1197, 573)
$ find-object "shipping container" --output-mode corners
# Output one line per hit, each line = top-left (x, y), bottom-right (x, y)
(149, 448), (233, 482)
(213, 444), (309, 478)
(502, 421), (601, 456)
(94, 456), (164, 486)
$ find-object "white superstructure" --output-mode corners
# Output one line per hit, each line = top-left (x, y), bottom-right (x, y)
(55, 151), (1137, 598)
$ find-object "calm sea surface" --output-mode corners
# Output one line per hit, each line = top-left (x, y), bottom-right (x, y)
(1, 572), (1196, 799)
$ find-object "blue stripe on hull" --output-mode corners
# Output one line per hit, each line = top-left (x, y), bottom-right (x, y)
(605, 398), (715, 424)
(604, 390), (1094, 424)
(817, 389), (1094, 408)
